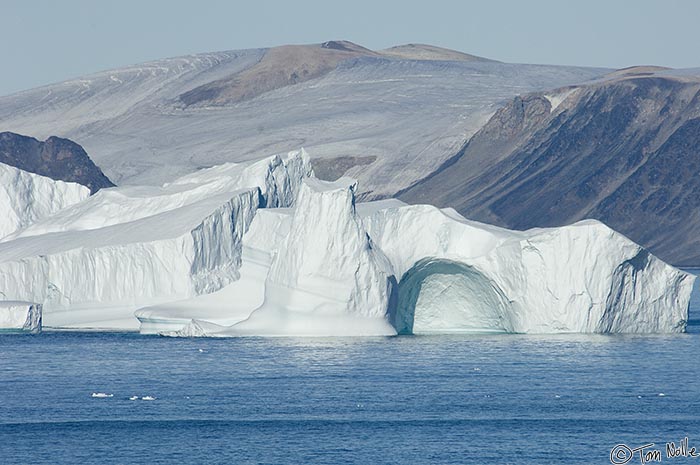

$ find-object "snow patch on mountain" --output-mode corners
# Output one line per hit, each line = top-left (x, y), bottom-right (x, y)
(543, 88), (576, 112)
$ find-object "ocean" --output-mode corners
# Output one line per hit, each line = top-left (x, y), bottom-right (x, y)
(1, 272), (700, 464)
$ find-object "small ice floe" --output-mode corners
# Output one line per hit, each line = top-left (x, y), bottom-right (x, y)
(554, 395), (561, 399)
(198, 349), (206, 353)
(483, 394), (491, 398)
(637, 395), (643, 399)
(141, 396), (156, 401)
(658, 393), (666, 397)
(91, 392), (113, 398)
(129, 395), (139, 401)
(473, 368), (481, 372)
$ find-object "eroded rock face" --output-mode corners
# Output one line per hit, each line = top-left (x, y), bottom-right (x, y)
(178, 42), (377, 107)
(399, 74), (700, 266)
(0, 132), (114, 193)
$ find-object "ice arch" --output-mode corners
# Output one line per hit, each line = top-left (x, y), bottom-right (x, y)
(392, 258), (513, 334)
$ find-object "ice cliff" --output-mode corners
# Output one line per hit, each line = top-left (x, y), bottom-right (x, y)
(362, 206), (693, 334)
(149, 177), (693, 337)
(0, 301), (42, 333)
(215, 177), (397, 336)
(0, 150), (311, 329)
(0, 163), (89, 239)
(0, 149), (692, 334)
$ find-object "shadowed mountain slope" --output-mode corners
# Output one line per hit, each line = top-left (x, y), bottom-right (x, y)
(0, 132), (114, 193)
(399, 71), (700, 265)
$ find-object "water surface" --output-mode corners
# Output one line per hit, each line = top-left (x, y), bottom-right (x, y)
(1, 272), (700, 464)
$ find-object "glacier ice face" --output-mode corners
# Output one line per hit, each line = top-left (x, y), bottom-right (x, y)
(363, 205), (694, 334)
(134, 208), (291, 333)
(0, 150), (312, 329)
(0, 163), (90, 240)
(156, 177), (693, 337)
(217, 177), (397, 336)
(0, 146), (691, 335)
(0, 301), (42, 333)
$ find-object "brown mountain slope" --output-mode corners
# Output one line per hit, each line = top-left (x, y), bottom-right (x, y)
(399, 72), (700, 266)
(0, 132), (115, 193)
(179, 40), (492, 107)
(379, 43), (494, 62)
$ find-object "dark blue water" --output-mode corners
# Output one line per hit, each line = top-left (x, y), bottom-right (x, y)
(2, 274), (700, 464)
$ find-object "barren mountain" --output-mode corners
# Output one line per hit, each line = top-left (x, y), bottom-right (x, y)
(379, 43), (494, 62)
(179, 41), (380, 106)
(0, 41), (607, 197)
(0, 132), (114, 193)
(399, 70), (700, 265)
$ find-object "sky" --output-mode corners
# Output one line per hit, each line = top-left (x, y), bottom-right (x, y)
(2, 0), (699, 95)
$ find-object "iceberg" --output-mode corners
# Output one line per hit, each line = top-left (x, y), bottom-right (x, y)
(0, 163), (89, 240)
(0, 301), (42, 333)
(148, 176), (694, 336)
(363, 205), (693, 334)
(0, 150), (311, 329)
(0, 147), (691, 335)
(215, 177), (397, 336)
(135, 208), (290, 333)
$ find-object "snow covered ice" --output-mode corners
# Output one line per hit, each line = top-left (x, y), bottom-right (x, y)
(0, 163), (89, 240)
(0, 149), (693, 335)
(0, 150), (311, 329)
(155, 174), (693, 337)
(0, 301), (42, 333)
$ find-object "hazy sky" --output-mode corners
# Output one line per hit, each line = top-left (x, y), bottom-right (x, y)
(2, 0), (699, 95)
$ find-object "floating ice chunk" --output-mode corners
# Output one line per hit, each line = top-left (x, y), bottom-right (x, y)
(0, 301), (42, 333)
(141, 396), (156, 401)
(129, 396), (139, 401)
(363, 204), (694, 334)
(91, 392), (113, 398)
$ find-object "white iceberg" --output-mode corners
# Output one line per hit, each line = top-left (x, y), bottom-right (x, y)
(148, 176), (694, 336)
(135, 207), (291, 334)
(216, 177), (396, 337)
(363, 204), (693, 334)
(0, 147), (691, 335)
(0, 301), (42, 333)
(0, 150), (311, 329)
(0, 163), (89, 240)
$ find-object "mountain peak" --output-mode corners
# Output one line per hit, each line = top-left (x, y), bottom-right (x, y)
(380, 43), (495, 62)
(0, 132), (114, 193)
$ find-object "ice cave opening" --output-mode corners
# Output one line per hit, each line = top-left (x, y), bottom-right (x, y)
(392, 258), (513, 334)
